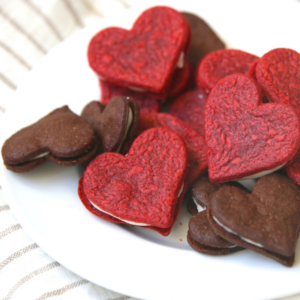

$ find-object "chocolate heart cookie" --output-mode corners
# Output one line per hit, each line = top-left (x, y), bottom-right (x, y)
(2, 106), (99, 172)
(208, 174), (300, 266)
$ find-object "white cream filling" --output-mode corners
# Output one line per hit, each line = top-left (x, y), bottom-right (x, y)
(191, 200), (237, 249)
(116, 108), (133, 153)
(89, 184), (184, 226)
(192, 197), (206, 212)
(90, 201), (151, 226)
(178, 184), (184, 198)
(239, 164), (284, 180)
(213, 216), (263, 248)
(128, 86), (146, 92)
(30, 152), (50, 161)
(176, 52), (184, 68)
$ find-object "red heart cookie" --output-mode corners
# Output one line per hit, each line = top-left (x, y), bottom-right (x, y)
(196, 49), (258, 93)
(88, 6), (190, 94)
(256, 48), (300, 114)
(81, 127), (188, 228)
(138, 113), (208, 188)
(205, 74), (300, 182)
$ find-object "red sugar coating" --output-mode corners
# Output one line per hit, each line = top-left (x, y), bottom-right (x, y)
(205, 74), (300, 183)
(286, 155), (300, 186)
(88, 6), (190, 94)
(100, 80), (161, 114)
(256, 48), (300, 115)
(196, 49), (259, 93)
(82, 127), (188, 228)
(169, 89), (208, 136)
(138, 113), (207, 188)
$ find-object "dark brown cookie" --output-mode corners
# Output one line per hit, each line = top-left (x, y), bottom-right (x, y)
(181, 12), (225, 68)
(208, 174), (300, 266)
(188, 176), (248, 215)
(81, 96), (140, 154)
(2, 106), (99, 172)
(187, 211), (243, 255)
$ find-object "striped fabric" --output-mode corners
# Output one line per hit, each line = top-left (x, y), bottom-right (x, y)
(0, 0), (139, 299)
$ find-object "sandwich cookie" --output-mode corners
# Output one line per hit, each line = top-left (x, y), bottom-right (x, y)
(208, 174), (300, 266)
(2, 106), (99, 172)
(205, 74), (300, 182)
(79, 127), (188, 233)
(81, 96), (140, 154)
(88, 6), (191, 94)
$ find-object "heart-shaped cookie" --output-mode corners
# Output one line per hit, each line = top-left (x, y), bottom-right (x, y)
(205, 74), (300, 182)
(208, 174), (300, 266)
(81, 127), (188, 228)
(81, 96), (140, 154)
(196, 49), (258, 93)
(2, 106), (99, 172)
(88, 6), (190, 94)
(138, 113), (208, 188)
(256, 48), (300, 114)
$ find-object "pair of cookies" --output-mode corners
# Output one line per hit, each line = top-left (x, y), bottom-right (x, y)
(187, 174), (300, 267)
(2, 96), (140, 172)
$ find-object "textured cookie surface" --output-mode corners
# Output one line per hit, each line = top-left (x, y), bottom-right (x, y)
(205, 74), (300, 182)
(138, 113), (207, 188)
(196, 49), (258, 92)
(169, 89), (208, 136)
(208, 174), (300, 266)
(88, 6), (190, 93)
(256, 48), (300, 114)
(82, 128), (187, 228)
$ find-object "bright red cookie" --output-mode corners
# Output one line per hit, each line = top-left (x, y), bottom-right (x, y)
(78, 176), (185, 236)
(256, 48), (300, 114)
(88, 6), (191, 94)
(205, 74), (300, 183)
(100, 80), (161, 114)
(81, 127), (188, 229)
(138, 113), (207, 188)
(169, 89), (208, 136)
(196, 49), (258, 93)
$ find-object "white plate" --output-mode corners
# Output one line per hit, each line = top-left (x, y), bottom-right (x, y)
(1, 1), (300, 299)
